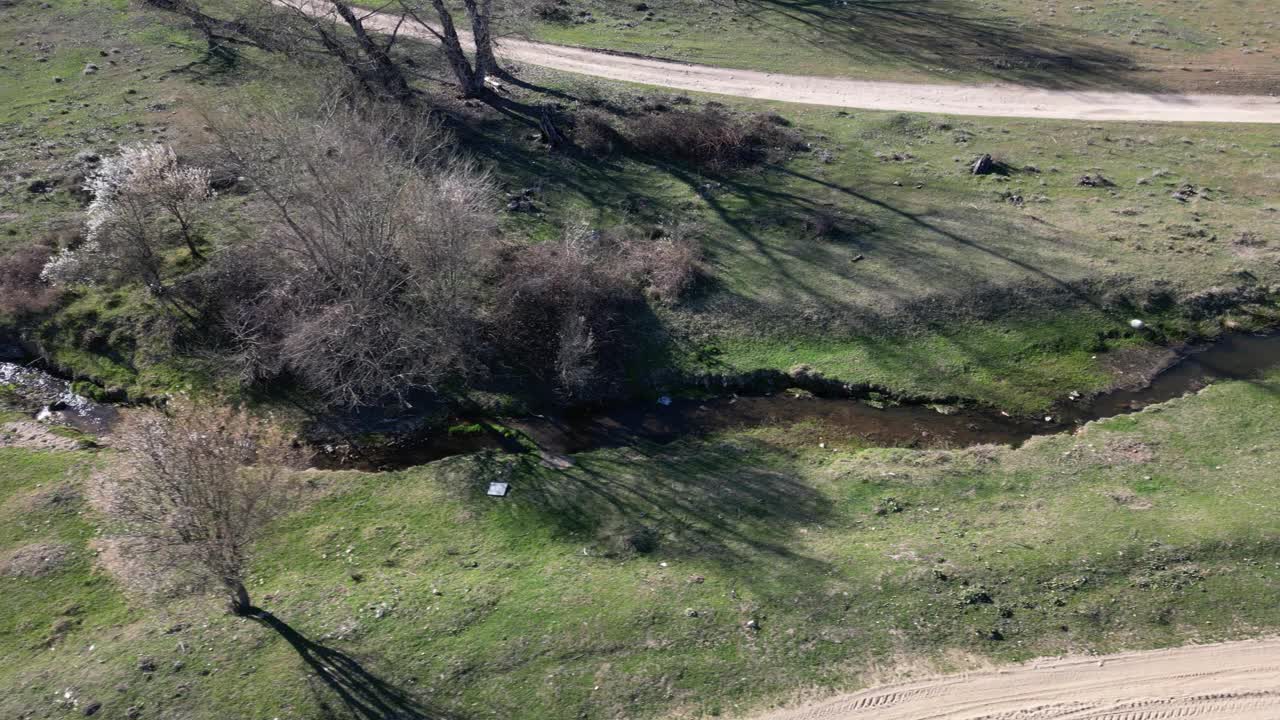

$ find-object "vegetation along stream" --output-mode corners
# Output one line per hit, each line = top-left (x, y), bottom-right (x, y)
(4, 333), (1278, 470)
(323, 331), (1280, 470)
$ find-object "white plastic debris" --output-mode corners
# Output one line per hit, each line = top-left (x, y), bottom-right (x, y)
(1129, 318), (1145, 329)
(486, 482), (510, 497)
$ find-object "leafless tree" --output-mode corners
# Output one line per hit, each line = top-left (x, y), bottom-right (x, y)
(203, 99), (499, 405)
(145, 0), (415, 102)
(145, 0), (535, 99)
(93, 403), (301, 616)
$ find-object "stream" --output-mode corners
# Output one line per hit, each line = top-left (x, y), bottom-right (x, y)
(3, 333), (1278, 469)
(325, 331), (1280, 470)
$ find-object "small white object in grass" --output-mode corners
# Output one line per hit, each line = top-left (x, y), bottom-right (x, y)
(1129, 318), (1145, 329)
(818, 442), (826, 448)
(486, 482), (509, 497)
(657, 395), (672, 406)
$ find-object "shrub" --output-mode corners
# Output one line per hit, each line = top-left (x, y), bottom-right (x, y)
(494, 223), (637, 401)
(205, 102), (498, 406)
(0, 243), (60, 317)
(616, 224), (702, 305)
(627, 106), (804, 171)
(573, 108), (625, 158)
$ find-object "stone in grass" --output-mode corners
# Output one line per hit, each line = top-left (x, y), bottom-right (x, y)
(83, 64), (99, 75)
(971, 153), (996, 175)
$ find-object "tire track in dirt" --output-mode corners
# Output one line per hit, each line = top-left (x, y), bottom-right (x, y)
(743, 639), (1280, 720)
(278, 1), (1280, 123)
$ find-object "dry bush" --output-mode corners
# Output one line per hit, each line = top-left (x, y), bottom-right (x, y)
(495, 223), (637, 400)
(616, 224), (702, 305)
(627, 106), (804, 171)
(0, 243), (60, 316)
(92, 402), (301, 615)
(573, 108), (625, 158)
(494, 220), (701, 399)
(203, 100), (499, 405)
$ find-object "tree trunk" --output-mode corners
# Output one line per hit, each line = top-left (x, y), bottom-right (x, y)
(332, 2), (414, 102)
(424, 0), (484, 97)
(226, 578), (254, 616)
(463, 0), (499, 80)
(176, 215), (203, 260)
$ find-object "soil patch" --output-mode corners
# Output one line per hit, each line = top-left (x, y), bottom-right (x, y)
(1, 542), (73, 577)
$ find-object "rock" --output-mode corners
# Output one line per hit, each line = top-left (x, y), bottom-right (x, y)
(125, 707), (141, 719)
(26, 178), (56, 193)
(137, 657), (156, 673)
(53, 76), (63, 83)
(971, 154), (995, 175)
(1128, 318), (1145, 329)
(744, 619), (760, 631)
(685, 608), (699, 617)
(82, 702), (102, 716)
(964, 590), (994, 605)
(1171, 184), (1201, 202)
(634, 2), (649, 9)
(688, 575), (705, 584)
(986, 628), (1005, 641)
(1077, 174), (1114, 187)
(83, 64), (99, 75)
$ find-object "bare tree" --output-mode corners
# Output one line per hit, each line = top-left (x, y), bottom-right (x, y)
(94, 403), (300, 616)
(203, 99), (499, 405)
(145, 0), (415, 102)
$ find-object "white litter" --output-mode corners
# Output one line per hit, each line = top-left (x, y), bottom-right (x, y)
(1129, 318), (1145, 329)
(486, 482), (510, 497)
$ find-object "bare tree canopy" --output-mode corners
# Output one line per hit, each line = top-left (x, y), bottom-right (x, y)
(144, 0), (529, 99)
(201, 100), (499, 406)
(93, 403), (301, 616)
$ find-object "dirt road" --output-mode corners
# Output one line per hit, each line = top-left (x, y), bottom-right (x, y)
(747, 639), (1280, 720)
(278, 1), (1280, 123)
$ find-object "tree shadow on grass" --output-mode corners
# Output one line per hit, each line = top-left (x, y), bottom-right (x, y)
(253, 611), (459, 720)
(709, 0), (1161, 92)
(493, 438), (838, 595)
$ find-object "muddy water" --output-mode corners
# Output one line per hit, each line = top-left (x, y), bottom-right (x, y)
(335, 332), (1280, 470)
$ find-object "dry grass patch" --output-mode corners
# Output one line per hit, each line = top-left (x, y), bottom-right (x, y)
(1, 542), (73, 577)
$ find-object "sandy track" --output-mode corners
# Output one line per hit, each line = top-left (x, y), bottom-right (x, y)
(277, 1), (1280, 123)
(747, 639), (1280, 720)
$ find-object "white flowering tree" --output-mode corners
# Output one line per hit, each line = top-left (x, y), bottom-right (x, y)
(43, 144), (212, 292)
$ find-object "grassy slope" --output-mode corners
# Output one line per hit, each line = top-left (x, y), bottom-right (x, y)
(520, 72), (1280, 409)
(529, 0), (1280, 93)
(3, 372), (1279, 718)
(3, 1), (1278, 414)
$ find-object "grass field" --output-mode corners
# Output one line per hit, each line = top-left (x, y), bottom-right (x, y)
(3, 370), (1279, 719)
(4, 1), (1279, 412)
(4, 3), (1280, 718)
(528, 0), (1280, 93)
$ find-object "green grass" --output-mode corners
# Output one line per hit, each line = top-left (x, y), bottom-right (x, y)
(4, 0), (1278, 414)
(3, 372), (1279, 718)
(527, 0), (1280, 93)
